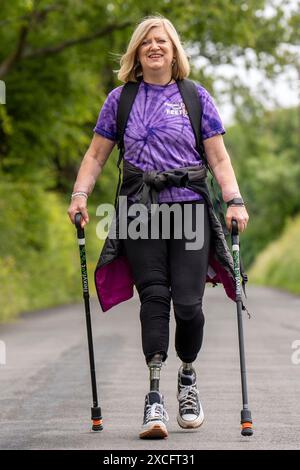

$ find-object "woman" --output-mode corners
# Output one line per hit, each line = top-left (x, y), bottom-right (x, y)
(67, 15), (249, 439)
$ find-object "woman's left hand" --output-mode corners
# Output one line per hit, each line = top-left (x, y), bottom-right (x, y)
(226, 206), (249, 233)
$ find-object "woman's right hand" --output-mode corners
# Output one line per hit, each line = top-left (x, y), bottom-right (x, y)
(67, 196), (89, 228)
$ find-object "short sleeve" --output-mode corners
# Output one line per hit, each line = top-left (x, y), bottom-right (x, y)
(197, 85), (226, 140)
(93, 86), (123, 141)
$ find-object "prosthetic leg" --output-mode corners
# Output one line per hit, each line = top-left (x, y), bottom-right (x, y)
(148, 353), (163, 391)
(181, 361), (194, 372)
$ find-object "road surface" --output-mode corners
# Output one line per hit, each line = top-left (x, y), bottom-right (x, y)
(1, 285), (300, 450)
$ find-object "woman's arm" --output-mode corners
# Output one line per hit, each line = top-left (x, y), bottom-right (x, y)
(203, 134), (249, 232)
(67, 133), (115, 227)
(72, 133), (116, 195)
(203, 134), (241, 202)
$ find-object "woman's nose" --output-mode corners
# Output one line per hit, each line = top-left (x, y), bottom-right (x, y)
(149, 40), (160, 48)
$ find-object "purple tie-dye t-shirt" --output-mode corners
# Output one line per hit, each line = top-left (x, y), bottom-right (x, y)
(93, 80), (225, 203)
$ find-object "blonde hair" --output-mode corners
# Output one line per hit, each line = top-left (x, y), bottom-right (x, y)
(114, 15), (190, 83)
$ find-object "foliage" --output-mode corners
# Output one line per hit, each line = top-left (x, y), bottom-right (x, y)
(224, 106), (300, 267)
(0, 183), (103, 322)
(249, 213), (300, 294)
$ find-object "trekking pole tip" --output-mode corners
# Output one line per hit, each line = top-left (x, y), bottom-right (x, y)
(241, 409), (253, 436)
(91, 419), (103, 432)
(91, 406), (103, 432)
(241, 423), (253, 436)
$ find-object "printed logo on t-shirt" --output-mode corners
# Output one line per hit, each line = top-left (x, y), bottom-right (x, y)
(164, 101), (188, 117)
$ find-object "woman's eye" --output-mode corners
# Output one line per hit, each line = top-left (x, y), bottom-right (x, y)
(141, 39), (166, 45)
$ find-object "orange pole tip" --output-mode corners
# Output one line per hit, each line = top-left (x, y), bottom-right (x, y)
(92, 419), (103, 426)
(241, 422), (253, 429)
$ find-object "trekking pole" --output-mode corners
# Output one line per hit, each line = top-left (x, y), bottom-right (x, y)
(75, 212), (103, 432)
(231, 218), (253, 436)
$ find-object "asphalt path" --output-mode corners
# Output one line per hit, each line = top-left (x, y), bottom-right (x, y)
(1, 285), (300, 450)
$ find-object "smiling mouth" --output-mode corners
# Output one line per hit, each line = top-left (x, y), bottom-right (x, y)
(148, 55), (163, 59)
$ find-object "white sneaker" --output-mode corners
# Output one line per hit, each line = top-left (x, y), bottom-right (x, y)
(139, 391), (169, 439)
(177, 366), (204, 429)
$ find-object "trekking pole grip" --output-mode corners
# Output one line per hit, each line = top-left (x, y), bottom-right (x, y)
(231, 218), (239, 236)
(75, 212), (84, 236)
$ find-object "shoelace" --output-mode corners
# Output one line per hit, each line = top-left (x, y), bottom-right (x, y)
(145, 403), (169, 423)
(178, 384), (200, 413)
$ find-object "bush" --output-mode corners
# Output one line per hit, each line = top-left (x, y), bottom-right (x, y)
(0, 183), (103, 322)
(248, 214), (300, 294)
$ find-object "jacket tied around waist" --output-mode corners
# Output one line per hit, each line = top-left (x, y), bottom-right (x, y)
(94, 159), (248, 314)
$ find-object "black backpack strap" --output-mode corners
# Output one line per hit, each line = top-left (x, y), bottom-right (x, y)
(114, 79), (142, 208)
(176, 79), (210, 173)
(116, 79), (142, 163)
(178, 78), (249, 298)
(178, 78), (229, 236)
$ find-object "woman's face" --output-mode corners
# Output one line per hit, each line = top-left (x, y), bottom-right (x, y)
(137, 26), (175, 75)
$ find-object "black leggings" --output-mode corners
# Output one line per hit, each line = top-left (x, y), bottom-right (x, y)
(122, 199), (211, 364)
